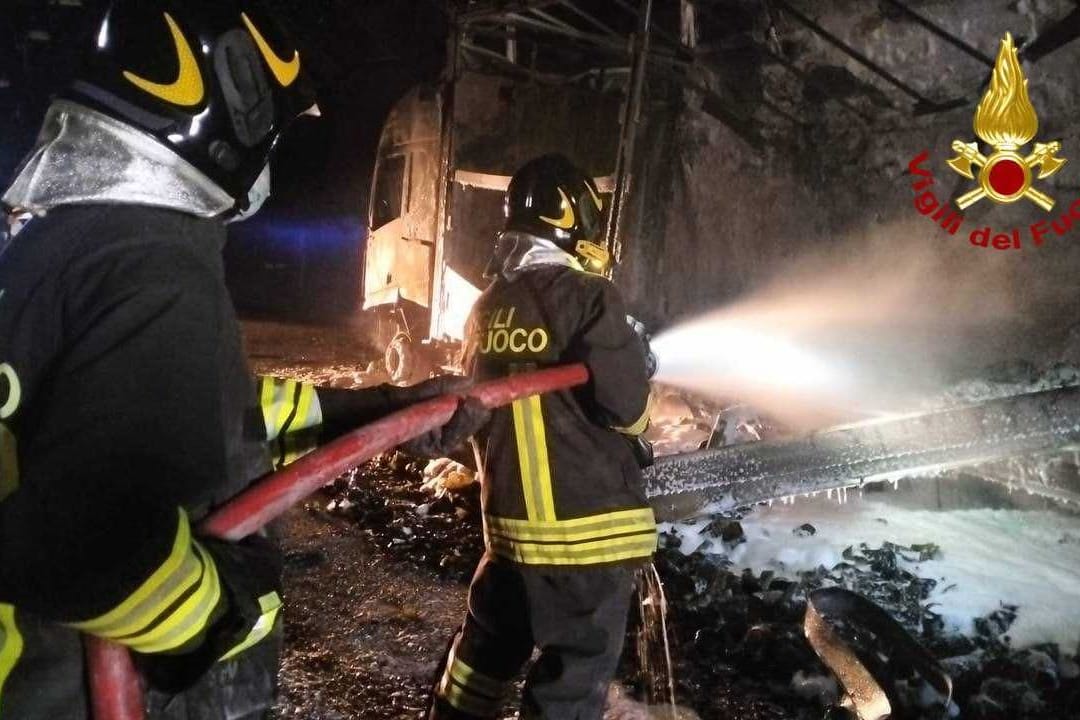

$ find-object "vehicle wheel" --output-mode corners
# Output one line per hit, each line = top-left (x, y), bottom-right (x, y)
(386, 332), (434, 385)
(385, 332), (415, 385)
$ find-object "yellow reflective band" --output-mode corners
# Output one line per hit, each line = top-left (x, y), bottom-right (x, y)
(446, 645), (505, 699)
(291, 383), (323, 434)
(438, 678), (501, 717)
(125, 544), (220, 654)
(219, 592), (282, 661)
(261, 378), (323, 443)
(125, 542), (221, 654)
(436, 637), (508, 716)
(71, 509), (198, 637)
(486, 530), (658, 566)
(614, 393), (654, 437)
(241, 12), (301, 87)
(122, 13), (205, 107)
(486, 507), (656, 543)
(259, 377), (276, 438)
(511, 398), (538, 520)
(539, 187), (576, 229)
(0, 424), (18, 502)
(0, 604), (24, 715)
(511, 395), (556, 522)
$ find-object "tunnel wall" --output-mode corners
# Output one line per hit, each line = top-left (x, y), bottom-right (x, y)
(615, 0), (1080, 368)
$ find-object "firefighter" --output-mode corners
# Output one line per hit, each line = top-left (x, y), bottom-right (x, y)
(0, 2), (485, 718)
(429, 154), (657, 720)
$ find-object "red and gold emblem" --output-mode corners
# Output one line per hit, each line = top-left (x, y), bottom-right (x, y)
(948, 33), (1066, 211)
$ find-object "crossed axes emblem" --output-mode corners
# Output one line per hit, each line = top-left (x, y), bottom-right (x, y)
(948, 140), (1067, 211)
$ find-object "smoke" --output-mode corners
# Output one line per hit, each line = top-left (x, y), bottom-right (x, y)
(651, 218), (1062, 429)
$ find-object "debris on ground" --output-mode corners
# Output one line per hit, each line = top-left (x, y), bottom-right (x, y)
(645, 388), (717, 455)
(421, 458), (477, 497)
(280, 450), (1080, 719)
(605, 684), (702, 720)
(657, 505), (1080, 720)
(275, 506), (462, 719)
(324, 453), (486, 582)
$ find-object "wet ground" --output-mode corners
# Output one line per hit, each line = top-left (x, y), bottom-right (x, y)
(272, 458), (690, 720)
(249, 318), (1080, 720)
(274, 502), (459, 719)
(277, 453), (1080, 720)
(246, 316), (388, 389)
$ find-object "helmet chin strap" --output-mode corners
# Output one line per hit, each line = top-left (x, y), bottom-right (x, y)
(228, 164), (271, 223)
(574, 240), (611, 275)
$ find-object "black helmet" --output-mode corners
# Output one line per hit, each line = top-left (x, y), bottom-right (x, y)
(505, 154), (606, 252)
(68, 0), (317, 204)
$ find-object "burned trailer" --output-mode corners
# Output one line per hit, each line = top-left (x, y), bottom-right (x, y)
(362, 0), (688, 381)
(363, 74), (623, 381)
(363, 86), (446, 381)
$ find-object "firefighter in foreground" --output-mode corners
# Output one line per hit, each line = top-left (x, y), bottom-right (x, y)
(0, 2), (484, 718)
(429, 154), (657, 720)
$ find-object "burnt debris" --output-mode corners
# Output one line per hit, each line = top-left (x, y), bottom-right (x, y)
(323, 456), (1079, 719)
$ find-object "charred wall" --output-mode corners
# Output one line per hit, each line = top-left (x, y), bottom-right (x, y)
(616, 0), (1080, 368)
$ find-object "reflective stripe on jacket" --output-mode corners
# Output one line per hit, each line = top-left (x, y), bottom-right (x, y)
(466, 261), (656, 568)
(0, 206), (279, 719)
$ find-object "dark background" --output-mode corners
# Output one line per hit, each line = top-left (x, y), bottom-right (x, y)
(0, 0), (450, 319)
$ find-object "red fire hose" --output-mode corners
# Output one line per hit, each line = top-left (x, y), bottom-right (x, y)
(86, 363), (589, 720)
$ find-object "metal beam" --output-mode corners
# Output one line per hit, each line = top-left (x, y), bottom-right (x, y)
(458, 0), (561, 24)
(611, 0), (685, 52)
(758, 94), (803, 126)
(774, 0), (960, 113)
(1019, 5), (1080, 63)
(529, 7), (579, 34)
(754, 44), (873, 124)
(488, 13), (631, 55)
(557, 0), (621, 38)
(881, 0), (993, 67)
(475, 11), (684, 62)
(460, 39), (572, 84)
(606, 0), (654, 263)
(690, 0), (872, 124)
(647, 384), (1080, 520)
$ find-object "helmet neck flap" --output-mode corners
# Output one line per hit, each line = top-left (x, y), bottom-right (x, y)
(3, 100), (233, 217)
(5, 0), (315, 217)
(484, 230), (585, 280)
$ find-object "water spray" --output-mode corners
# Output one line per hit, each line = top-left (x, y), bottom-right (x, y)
(640, 221), (1050, 429)
(650, 311), (864, 427)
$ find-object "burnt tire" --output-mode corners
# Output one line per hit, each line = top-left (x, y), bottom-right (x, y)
(385, 332), (415, 385)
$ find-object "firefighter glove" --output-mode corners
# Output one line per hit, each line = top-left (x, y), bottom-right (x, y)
(402, 397), (490, 459)
(390, 374), (474, 405)
(626, 315), (658, 380)
(628, 435), (655, 469)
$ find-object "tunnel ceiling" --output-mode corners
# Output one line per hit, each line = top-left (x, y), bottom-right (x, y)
(4, 1), (1080, 162)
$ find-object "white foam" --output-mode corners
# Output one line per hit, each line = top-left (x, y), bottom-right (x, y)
(665, 498), (1080, 650)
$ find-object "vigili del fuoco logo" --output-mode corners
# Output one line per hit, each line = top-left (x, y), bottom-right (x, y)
(906, 33), (1079, 250)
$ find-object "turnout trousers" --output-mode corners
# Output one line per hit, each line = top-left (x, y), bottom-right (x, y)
(430, 554), (635, 720)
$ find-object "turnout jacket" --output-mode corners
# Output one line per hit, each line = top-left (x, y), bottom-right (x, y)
(0, 205), (396, 719)
(467, 256), (656, 568)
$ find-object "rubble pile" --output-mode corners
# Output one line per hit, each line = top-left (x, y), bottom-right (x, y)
(324, 453), (486, 582)
(654, 519), (1080, 720)
(319, 453), (1078, 719)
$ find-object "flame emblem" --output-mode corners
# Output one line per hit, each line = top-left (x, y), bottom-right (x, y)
(947, 33), (1066, 211)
